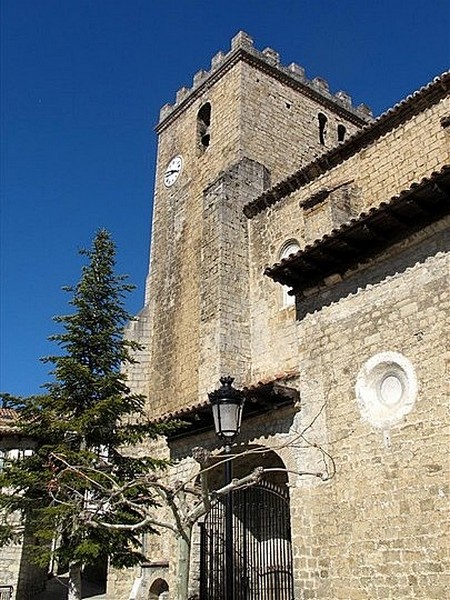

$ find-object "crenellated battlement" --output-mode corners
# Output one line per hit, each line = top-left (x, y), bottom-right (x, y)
(158, 31), (372, 128)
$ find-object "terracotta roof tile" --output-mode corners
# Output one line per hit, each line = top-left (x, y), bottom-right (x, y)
(150, 370), (300, 424)
(243, 369), (299, 391)
(0, 408), (20, 434)
(0, 408), (19, 422)
(265, 166), (450, 290)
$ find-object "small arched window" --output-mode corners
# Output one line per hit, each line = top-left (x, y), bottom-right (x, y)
(149, 578), (169, 600)
(197, 102), (211, 150)
(318, 112), (328, 145)
(337, 124), (346, 142)
(279, 241), (300, 308)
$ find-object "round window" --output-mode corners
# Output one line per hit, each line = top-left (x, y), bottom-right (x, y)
(355, 352), (418, 428)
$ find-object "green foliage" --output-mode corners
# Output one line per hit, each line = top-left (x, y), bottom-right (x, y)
(0, 230), (174, 570)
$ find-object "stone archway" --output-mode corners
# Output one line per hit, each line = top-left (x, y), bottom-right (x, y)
(199, 446), (294, 599)
(205, 444), (289, 490)
(149, 578), (169, 600)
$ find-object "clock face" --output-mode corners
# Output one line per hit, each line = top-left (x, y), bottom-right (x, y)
(164, 155), (183, 187)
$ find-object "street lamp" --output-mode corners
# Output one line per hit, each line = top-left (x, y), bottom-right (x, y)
(209, 376), (245, 443)
(208, 376), (245, 600)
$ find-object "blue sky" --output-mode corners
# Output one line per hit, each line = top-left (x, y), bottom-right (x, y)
(1, 0), (449, 397)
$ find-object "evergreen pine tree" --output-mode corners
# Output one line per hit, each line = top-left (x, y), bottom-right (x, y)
(0, 230), (171, 600)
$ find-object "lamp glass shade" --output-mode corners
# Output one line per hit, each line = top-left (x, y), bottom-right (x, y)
(212, 400), (243, 439)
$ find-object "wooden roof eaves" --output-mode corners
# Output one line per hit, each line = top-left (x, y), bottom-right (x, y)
(155, 373), (300, 440)
(264, 166), (450, 289)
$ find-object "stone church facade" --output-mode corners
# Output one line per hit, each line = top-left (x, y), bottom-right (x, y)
(109, 32), (449, 600)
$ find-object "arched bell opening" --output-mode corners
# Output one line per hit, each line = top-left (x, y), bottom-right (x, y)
(197, 102), (211, 151)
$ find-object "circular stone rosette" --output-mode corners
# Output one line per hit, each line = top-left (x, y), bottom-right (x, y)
(355, 352), (418, 429)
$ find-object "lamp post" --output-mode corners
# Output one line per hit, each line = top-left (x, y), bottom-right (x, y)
(208, 376), (245, 600)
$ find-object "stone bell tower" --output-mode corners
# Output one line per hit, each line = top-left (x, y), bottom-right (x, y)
(125, 31), (371, 417)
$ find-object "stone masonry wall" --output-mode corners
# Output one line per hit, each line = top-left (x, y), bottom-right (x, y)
(249, 94), (449, 382)
(116, 226), (449, 599)
(139, 62), (244, 417)
(288, 231), (448, 599)
(118, 231), (449, 599)
(198, 158), (270, 398)
(246, 90), (449, 597)
(128, 38), (368, 419)
(119, 34), (449, 600)
(245, 218), (449, 599)
(0, 541), (22, 599)
(0, 534), (46, 600)
(240, 62), (362, 185)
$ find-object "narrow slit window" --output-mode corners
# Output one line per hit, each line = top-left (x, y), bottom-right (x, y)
(337, 124), (346, 142)
(318, 112), (328, 145)
(197, 102), (211, 150)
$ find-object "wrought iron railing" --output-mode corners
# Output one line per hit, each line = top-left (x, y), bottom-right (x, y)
(0, 586), (13, 600)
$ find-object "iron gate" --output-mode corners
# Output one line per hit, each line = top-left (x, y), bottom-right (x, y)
(199, 483), (294, 599)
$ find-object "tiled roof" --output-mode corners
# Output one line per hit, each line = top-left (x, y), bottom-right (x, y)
(0, 408), (19, 421)
(244, 368), (299, 392)
(264, 166), (450, 291)
(0, 408), (20, 433)
(150, 370), (300, 439)
(244, 71), (450, 218)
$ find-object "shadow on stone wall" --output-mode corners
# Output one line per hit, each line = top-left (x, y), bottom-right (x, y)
(296, 222), (448, 320)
